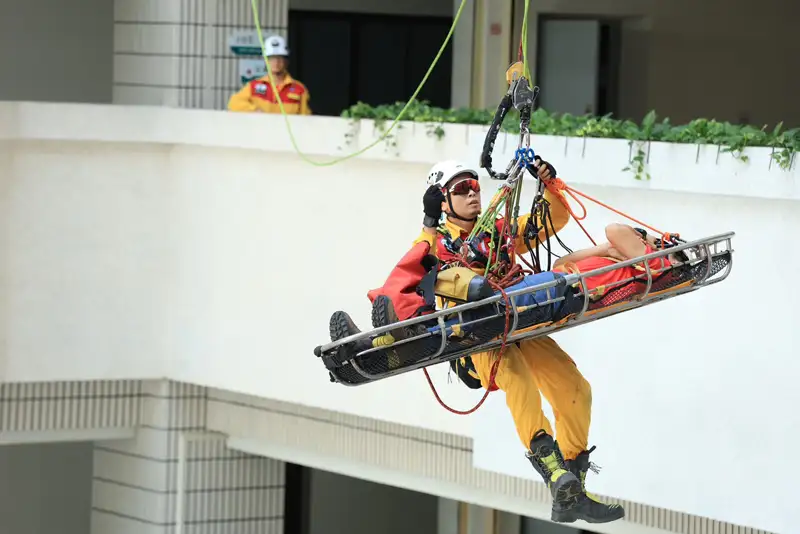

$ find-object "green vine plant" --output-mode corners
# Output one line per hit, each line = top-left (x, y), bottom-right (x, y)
(623, 143), (648, 180)
(426, 123), (446, 140)
(340, 119), (359, 150)
(339, 100), (800, 174)
(620, 111), (657, 180)
(768, 122), (800, 170)
(371, 117), (401, 156)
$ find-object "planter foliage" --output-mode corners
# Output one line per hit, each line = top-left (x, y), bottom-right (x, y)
(340, 101), (800, 176)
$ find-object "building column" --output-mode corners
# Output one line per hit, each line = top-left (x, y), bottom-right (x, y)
(439, 499), (520, 534)
(90, 380), (285, 534)
(469, 0), (514, 109)
(113, 0), (288, 109)
(437, 497), (459, 534)
(450, 0), (475, 108)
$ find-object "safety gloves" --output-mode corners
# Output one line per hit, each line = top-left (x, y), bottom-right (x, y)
(423, 185), (446, 228)
(534, 157), (557, 182)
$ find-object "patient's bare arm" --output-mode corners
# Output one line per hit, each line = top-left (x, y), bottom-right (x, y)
(605, 223), (647, 260)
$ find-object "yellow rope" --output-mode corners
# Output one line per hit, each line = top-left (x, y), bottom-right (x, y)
(250, 0), (469, 166)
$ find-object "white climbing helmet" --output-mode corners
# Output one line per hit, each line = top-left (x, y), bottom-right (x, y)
(263, 35), (289, 57)
(426, 160), (478, 188)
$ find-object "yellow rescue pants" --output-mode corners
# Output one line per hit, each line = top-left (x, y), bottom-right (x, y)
(471, 336), (591, 461)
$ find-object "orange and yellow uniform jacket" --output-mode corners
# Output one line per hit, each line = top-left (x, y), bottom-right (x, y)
(411, 187), (592, 458)
(411, 187), (571, 275)
(227, 73), (311, 115)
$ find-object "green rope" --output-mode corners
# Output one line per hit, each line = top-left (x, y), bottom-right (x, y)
(521, 0), (531, 81)
(249, 0), (469, 167)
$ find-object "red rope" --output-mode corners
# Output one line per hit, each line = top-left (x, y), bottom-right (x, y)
(565, 185), (665, 236)
(544, 178), (676, 247)
(542, 180), (596, 246)
(423, 192), (529, 415)
(422, 279), (512, 415)
(573, 217), (597, 246)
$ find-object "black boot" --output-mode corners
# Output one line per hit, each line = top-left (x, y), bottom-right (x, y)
(371, 295), (430, 370)
(564, 446), (625, 524)
(525, 430), (584, 522)
(371, 295), (427, 341)
(328, 311), (373, 363)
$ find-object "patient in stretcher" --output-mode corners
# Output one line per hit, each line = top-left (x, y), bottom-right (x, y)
(551, 223), (688, 300)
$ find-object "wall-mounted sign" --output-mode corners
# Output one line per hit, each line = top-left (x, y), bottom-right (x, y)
(239, 58), (268, 84)
(228, 30), (264, 56)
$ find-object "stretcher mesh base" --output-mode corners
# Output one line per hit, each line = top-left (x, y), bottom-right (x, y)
(319, 251), (731, 386)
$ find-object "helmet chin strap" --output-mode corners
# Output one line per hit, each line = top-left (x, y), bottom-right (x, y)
(445, 191), (478, 223)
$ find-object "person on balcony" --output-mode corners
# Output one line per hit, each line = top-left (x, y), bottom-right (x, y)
(227, 35), (312, 115)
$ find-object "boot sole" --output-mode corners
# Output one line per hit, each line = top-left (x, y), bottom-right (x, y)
(549, 477), (584, 523)
(553, 508), (625, 524)
(551, 490), (626, 524)
(329, 311), (358, 342)
(371, 296), (397, 329)
(329, 311), (374, 367)
(372, 296), (409, 342)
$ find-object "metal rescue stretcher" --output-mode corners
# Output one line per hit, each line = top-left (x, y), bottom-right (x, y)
(312, 67), (735, 387)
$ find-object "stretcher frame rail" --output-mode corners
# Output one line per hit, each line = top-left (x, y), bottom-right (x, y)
(313, 232), (734, 386)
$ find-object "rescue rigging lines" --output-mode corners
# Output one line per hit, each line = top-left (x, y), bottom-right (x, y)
(312, 60), (736, 412)
(421, 60), (542, 414)
(417, 44), (685, 414)
(417, 8), (539, 414)
(301, 1), (735, 413)
(419, 59), (689, 415)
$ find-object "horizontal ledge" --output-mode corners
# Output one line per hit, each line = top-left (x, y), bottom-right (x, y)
(1, 101), (797, 202)
(0, 427), (135, 445)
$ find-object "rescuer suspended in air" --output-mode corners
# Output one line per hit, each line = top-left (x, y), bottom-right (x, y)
(313, 62), (734, 525)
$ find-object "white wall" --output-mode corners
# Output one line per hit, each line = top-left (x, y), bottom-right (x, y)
(0, 0), (113, 103)
(0, 441), (94, 534)
(472, 183), (796, 534)
(1, 102), (797, 532)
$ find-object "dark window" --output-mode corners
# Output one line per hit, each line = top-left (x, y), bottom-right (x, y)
(288, 10), (453, 116)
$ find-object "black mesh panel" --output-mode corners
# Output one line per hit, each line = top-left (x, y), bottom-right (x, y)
(321, 253), (731, 386)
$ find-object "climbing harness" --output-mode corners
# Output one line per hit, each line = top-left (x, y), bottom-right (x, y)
(313, 59), (736, 407)
(417, 57), (543, 414)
